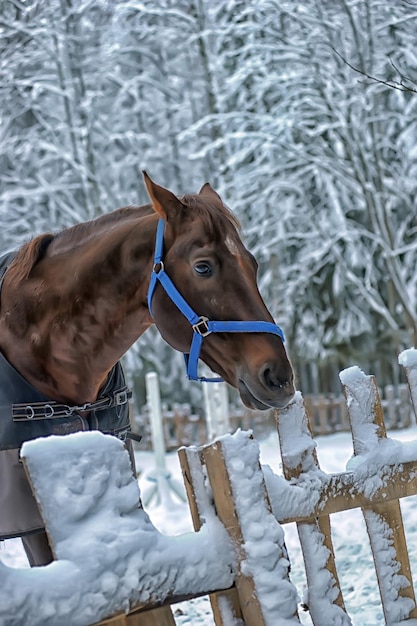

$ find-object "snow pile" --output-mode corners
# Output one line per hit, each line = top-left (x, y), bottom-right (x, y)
(0, 432), (235, 626)
(2, 426), (417, 625)
(220, 430), (300, 626)
(344, 436), (417, 499)
(264, 392), (338, 523)
(398, 349), (417, 369)
(340, 365), (417, 624)
(264, 368), (417, 626)
(263, 467), (323, 521)
(2, 361), (417, 626)
(265, 390), (329, 520)
(272, 392), (353, 625)
(263, 374), (417, 523)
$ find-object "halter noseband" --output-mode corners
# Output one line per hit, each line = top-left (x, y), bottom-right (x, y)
(147, 219), (285, 383)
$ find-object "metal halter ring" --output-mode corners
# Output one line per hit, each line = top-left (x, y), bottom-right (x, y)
(153, 261), (164, 274)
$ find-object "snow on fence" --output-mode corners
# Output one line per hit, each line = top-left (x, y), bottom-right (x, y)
(176, 350), (417, 626)
(4, 350), (417, 625)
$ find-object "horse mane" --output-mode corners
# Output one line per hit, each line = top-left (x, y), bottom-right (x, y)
(7, 233), (55, 285)
(6, 206), (150, 287)
(48, 204), (153, 256)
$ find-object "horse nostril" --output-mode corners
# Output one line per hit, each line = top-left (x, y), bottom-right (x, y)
(263, 367), (275, 388)
(261, 364), (293, 391)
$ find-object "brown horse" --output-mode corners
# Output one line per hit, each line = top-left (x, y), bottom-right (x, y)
(0, 173), (294, 566)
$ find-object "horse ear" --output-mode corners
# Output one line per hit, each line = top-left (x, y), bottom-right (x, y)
(199, 183), (223, 206)
(143, 171), (185, 221)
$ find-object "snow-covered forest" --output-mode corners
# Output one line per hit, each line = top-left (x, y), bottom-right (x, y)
(1, 0), (417, 406)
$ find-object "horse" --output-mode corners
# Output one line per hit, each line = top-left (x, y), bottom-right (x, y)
(0, 172), (294, 567)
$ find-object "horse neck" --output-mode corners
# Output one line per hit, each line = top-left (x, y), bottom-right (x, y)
(1, 213), (159, 405)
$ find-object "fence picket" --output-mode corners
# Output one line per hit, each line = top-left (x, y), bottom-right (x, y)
(276, 393), (351, 625)
(201, 440), (274, 626)
(178, 446), (242, 626)
(340, 368), (417, 623)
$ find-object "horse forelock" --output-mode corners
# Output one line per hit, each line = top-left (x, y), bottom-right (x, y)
(180, 194), (241, 242)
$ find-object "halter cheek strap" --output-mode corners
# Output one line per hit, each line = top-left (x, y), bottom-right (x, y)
(147, 219), (285, 382)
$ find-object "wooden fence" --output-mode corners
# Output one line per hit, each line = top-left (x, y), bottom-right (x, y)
(102, 352), (417, 625)
(13, 350), (417, 625)
(133, 402), (279, 449)
(133, 384), (412, 450)
(134, 383), (413, 450)
(172, 359), (417, 626)
(303, 383), (412, 435)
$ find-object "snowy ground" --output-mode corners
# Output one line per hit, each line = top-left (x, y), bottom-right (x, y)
(1, 424), (417, 625)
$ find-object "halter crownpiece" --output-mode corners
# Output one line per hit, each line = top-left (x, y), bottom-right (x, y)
(147, 219), (285, 382)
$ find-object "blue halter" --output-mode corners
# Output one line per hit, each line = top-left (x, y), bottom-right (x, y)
(147, 219), (285, 382)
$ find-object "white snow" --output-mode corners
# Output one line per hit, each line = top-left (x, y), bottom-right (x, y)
(398, 349), (417, 368)
(1, 423), (417, 626)
(399, 350), (417, 417)
(296, 522), (352, 626)
(220, 430), (300, 625)
(1, 432), (235, 626)
(276, 391), (318, 473)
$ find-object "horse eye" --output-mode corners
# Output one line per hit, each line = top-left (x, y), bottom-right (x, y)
(194, 262), (213, 277)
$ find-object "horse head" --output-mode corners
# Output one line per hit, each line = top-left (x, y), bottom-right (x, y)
(143, 173), (295, 410)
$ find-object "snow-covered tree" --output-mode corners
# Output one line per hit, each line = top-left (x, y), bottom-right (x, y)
(188, 0), (417, 391)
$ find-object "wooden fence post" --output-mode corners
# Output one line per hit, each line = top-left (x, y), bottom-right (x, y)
(178, 446), (242, 626)
(202, 441), (269, 626)
(202, 436), (300, 626)
(180, 433), (301, 626)
(276, 392), (351, 626)
(340, 367), (417, 624)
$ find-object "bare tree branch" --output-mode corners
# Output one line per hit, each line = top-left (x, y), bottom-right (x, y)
(333, 48), (417, 94)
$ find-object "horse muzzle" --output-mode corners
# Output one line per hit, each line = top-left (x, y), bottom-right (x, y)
(237, 363), (295, 410)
